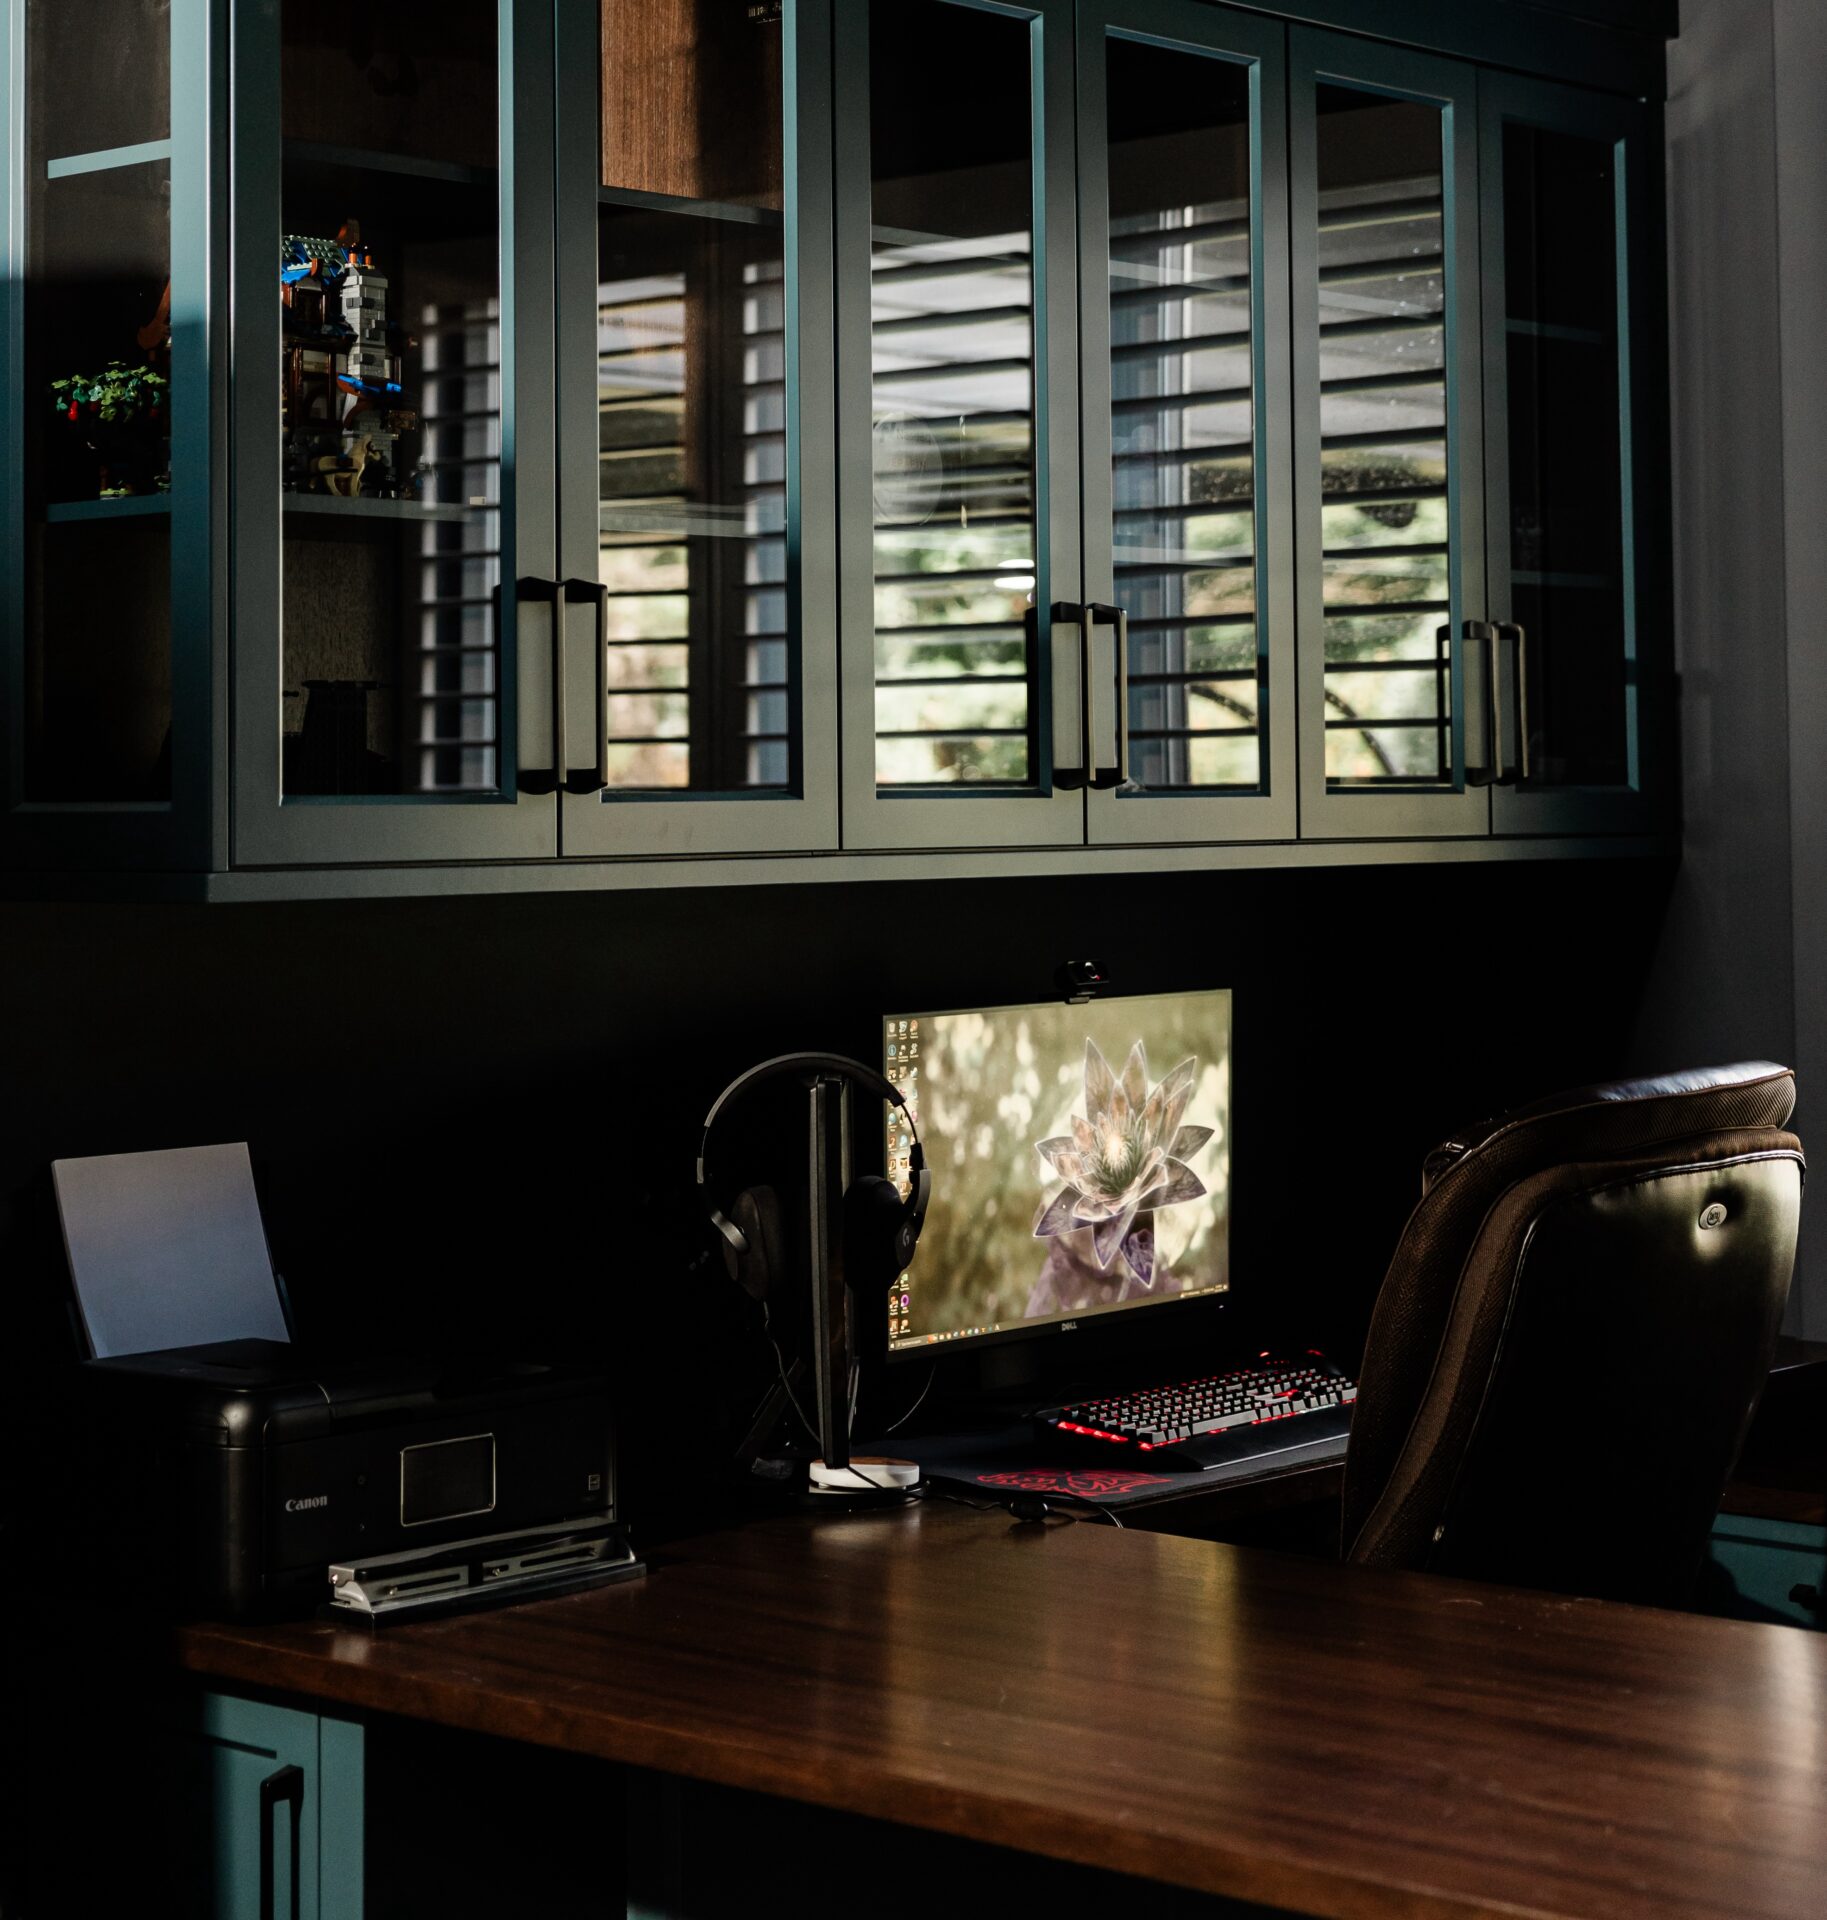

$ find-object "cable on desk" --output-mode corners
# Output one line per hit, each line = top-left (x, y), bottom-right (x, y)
(922, 1484), (1125, 1529)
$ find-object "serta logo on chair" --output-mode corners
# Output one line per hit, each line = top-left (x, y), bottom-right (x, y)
(285, 1494), (329, 1512)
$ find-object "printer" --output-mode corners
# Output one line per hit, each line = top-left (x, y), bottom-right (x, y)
(48, 1141), (633, 1620)
(78, 1338), (621, 1617)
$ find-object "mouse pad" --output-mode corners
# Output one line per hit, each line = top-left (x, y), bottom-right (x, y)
(900, 1424), (1205, 1507)
(899, 1421), (1346, 1507)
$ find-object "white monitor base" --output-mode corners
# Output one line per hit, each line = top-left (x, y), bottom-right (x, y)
(807, 1456), (921, 1495)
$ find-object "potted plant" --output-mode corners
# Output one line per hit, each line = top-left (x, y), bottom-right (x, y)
(48, 362), (170, 500)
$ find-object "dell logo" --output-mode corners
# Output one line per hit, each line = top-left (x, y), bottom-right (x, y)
(285, 1494), (329, 1513)
(1061, 1321), (1079, 1332)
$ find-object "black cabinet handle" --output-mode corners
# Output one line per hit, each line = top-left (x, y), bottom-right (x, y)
(1457, 620), (1501, 787)
(1495, 620), (1529, 784)
(511, 577), (565, 796)
(259, 1762), (304, 1920)
(562, 577), (611, 795)
(1050, 601), (1093, 792)
(1086, 602), (1129, 790)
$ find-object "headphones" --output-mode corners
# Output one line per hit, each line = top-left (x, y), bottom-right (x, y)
(695, 1052), (931, 1304)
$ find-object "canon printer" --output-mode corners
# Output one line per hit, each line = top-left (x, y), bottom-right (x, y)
(77, 1339), (622, 1617)
(47, 1142), (634, 1620)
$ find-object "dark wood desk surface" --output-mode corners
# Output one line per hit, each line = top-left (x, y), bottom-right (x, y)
(177, 1504), (1827, 1920)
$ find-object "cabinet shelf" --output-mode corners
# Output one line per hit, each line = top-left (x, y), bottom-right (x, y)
(282, 139), (495, 189)
(45, 140), (172, 181)
(1511, 570), (1616, 590)
(598, 184), (783, 228)
(1504, 318), (1607, 346)
(282, 495), (477, 524)
(43, 496), (172, 524)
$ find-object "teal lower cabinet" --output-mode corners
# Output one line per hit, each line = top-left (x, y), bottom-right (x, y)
(171, 1693), (365, 1920)
(1703, 1512), (1827, 1630)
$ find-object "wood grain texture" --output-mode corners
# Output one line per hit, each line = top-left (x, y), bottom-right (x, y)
(177, 1503), (1827, 1920)
(600, 0), (782, 207)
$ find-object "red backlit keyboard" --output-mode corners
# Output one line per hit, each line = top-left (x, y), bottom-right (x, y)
(1034, 1353), (1357, 1473)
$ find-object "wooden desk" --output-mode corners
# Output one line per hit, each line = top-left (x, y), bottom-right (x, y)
(176, 1502), (1827, 1920)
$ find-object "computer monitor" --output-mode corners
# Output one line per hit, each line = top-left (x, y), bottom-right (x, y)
(880, 989), (1231, 1357)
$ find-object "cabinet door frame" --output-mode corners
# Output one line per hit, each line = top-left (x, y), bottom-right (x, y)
(1289, 27), (1491, 842)
(229, 0), (559, 867)
(0, 0), (221, 872)
(192, 1693), (325, 1919)
(834, 0), (1086, 853)
(1076, 0), (1296, 846)
(554, 0), (838, 858)
(1479, 71), (1668, 837)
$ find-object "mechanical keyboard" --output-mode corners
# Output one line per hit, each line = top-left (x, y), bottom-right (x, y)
(1034, 1353), (1358, 1473)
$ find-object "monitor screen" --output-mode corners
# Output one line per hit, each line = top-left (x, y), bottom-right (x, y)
(882, 989), (1231, 1355)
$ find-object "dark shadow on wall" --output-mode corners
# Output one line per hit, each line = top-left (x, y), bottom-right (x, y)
(0, 857), (1682, 1524)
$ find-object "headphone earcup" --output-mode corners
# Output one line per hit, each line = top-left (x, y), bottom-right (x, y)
(724, 1185), (782, 1301)
(843, 1175), (913, 1290)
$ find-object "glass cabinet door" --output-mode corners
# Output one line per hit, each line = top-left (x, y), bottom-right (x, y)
(1075, 0), (1294, 847)
(231, 0), (558, 865)
(1481, 75), (1665, 835)
(834, 0), (1085, 852)
(1289, 31), (1489, 839)
(2, 0), (210, 869)
(554, 0), (837, 857)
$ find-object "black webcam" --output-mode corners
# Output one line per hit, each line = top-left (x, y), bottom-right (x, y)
(1056, 960), (1111, 1005)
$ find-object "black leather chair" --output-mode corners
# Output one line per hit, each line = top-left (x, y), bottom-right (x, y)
(1342, 1064), (1804, 1608)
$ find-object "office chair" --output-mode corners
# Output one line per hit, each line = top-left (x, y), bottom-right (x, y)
(1342, 1063), (1804, 1608)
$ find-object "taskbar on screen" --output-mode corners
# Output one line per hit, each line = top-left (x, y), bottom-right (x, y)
(889, 1280), (1227, 1353)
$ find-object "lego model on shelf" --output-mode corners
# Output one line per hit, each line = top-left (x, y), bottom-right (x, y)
(280, 220), (421, 502)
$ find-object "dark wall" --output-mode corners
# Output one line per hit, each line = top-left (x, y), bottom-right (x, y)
(0, 858), (1677, 1524)
(1517, 0), (1676, 32)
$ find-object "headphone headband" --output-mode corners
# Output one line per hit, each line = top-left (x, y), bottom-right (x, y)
(697, 1050), (932, 1328)
(696, 1051), (918, 1190)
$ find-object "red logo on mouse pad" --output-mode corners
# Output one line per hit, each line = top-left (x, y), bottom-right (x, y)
(974, 1469), (1170, 1497)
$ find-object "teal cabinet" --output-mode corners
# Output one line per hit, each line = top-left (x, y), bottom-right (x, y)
(834, 4), (1671, 861)
(1479, 72), (1668, 837)
(0, 0), (1675, 893)
(0, 0), (217, 873)
(1706, 1513), (1827, 1631)
(1288, 28), (1490, 842)
(174, 1693), (365, 1920)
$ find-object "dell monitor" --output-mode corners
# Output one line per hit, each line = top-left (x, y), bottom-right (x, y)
(880, 989), (1231, 1357)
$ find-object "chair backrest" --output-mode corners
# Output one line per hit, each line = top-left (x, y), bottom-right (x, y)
(1342, 1064), (1804, 1607)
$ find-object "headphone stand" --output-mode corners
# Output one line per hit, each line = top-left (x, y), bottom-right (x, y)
(700, 1051), (930, 1503)
(805, 1071), (852, 1477)
(806, 1074), (920, 1501)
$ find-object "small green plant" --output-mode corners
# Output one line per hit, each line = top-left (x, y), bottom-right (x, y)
(51, 362), (168, 425)
(49, 363), (170, 496)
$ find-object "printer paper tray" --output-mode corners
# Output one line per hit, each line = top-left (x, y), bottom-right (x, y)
(326, 1516), (642, 1625)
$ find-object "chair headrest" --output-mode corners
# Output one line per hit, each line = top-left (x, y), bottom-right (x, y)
(1422, 1062), (1796, 1193)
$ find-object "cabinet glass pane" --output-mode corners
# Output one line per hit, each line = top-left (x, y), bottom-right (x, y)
(1314, 86), (1452, 788)
(869, 0), (1036, 789)
(1106, 36), (1258, 793)
(278, 1), (502, 798)
(1502, 123), (1628, 789)
(21, 2), (174, 801)
(596, 3), (793, 793)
